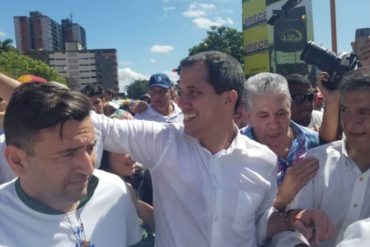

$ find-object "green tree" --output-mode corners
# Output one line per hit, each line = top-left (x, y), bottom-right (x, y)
(0, 39), (17, 53)
(125, 79), (149, 99)
(188, 26), (244, 65)
(0, 50), (66, 84)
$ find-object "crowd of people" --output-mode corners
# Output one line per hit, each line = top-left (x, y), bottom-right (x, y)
(0, 32), (369, 247)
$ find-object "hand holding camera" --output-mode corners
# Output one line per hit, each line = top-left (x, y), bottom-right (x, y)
(351, 28), (370, 67)
(300, 41), (357, 90)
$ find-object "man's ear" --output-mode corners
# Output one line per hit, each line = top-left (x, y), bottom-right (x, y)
(4, 145), (28, 176)
(224, 89), (238, 105)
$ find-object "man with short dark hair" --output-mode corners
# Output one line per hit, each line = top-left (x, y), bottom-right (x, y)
(134, 73), (183, 123)
(93, 51), (334, 246)
(0, 82), (141, 246)
(272, 67), (370, 247)
(80, 83), (105, 114)
(286, 73), (322, 129)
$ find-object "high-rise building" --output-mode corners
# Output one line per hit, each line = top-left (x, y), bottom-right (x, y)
(14, 11), (63, 54)
(61, 18), (87, 50)
(14, 11), (87, 54)
(35, 43), (118, 90)
(14, 12), (117, 91)
(93, 49), (118, 90)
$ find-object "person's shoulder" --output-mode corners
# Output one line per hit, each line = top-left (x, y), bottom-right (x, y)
(93, 169), (127, 194)
(293, 121), (318, 135)
(0, 179), (17, 197)
(236, 132), (277, 161)
(292, 121), (319, 144)
(307, 139), (342, 157)
(135, 105), (164, 121)
(133, 108), (151, 120)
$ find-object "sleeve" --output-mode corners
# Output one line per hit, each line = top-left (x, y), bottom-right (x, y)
(91, 111), (172, 169)
(270, 150), (323, 247)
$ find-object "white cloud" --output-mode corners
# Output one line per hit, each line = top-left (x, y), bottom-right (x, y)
(192, 17), (234, 29)
(183, 10), (206, 18)
(183, 2), (234, 29)
(183, 3), (216, 19)
(118, 68), (149, 92)
(217, 17), (234, 26)
(149, 58), (157, 63)
(189, 3), (216, 10)
(119, 60), (133, 66)
(0, 32), (6, 37)
(150, 45), (174, 54)
(164, 6), (176, 11)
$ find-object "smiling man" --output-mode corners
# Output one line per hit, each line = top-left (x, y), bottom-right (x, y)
(91, 51), (334, 246)
(271, 65), (370, 247)
(0, 82), (141, 246)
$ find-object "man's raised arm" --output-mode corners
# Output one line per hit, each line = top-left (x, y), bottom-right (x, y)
(0, 73), (21, 101)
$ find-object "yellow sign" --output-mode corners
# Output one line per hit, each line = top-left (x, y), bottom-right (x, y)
(243, 0), (269, 76)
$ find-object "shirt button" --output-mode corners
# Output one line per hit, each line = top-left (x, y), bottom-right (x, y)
(353, 204), (358, 208)
(359, 177), (364, 182)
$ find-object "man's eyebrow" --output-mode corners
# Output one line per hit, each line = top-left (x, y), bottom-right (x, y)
(57, 146), (82, 155)
(57, 140), (96, 154)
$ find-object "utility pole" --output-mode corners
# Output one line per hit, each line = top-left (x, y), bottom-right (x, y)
(330, 0), (337, 53)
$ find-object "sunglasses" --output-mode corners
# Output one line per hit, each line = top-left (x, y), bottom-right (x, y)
(291, 93), (314, 104)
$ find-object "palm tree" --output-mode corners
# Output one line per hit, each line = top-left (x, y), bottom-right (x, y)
(0, 39), (17, 52)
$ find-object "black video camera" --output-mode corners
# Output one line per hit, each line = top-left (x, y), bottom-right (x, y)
(300, 41), (358, 90)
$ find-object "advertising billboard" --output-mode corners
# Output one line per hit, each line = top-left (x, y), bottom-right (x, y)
(243, 0), (314, 77)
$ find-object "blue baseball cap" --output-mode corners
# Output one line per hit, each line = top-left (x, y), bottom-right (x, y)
(149, 73), (172, 89)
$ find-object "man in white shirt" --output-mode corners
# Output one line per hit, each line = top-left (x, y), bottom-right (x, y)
(271, 67), (370, 247)
(0, 82), (141, 246)
(134, 73), (183, 123)
(92, 51), (334, 247)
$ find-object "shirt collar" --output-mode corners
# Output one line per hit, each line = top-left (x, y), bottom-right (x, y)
(15, 175), (99, 214)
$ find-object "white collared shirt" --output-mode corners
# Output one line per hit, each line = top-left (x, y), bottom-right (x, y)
(271, 139), (370, 247)
(92, 113), (278, 247)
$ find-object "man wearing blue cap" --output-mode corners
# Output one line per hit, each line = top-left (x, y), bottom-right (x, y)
(134, 73), (183, 123)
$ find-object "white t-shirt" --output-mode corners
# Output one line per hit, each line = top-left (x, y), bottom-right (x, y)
(271, 139), (370, 247)
(134, 101), (183, 123)
(92, 113), (278, 247)
(0, 169), (142, 246)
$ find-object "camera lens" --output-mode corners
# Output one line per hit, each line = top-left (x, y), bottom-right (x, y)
(300, 41), (338, 74)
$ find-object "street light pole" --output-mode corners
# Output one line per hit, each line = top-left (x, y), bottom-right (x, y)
(330, 0), (337, 53)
